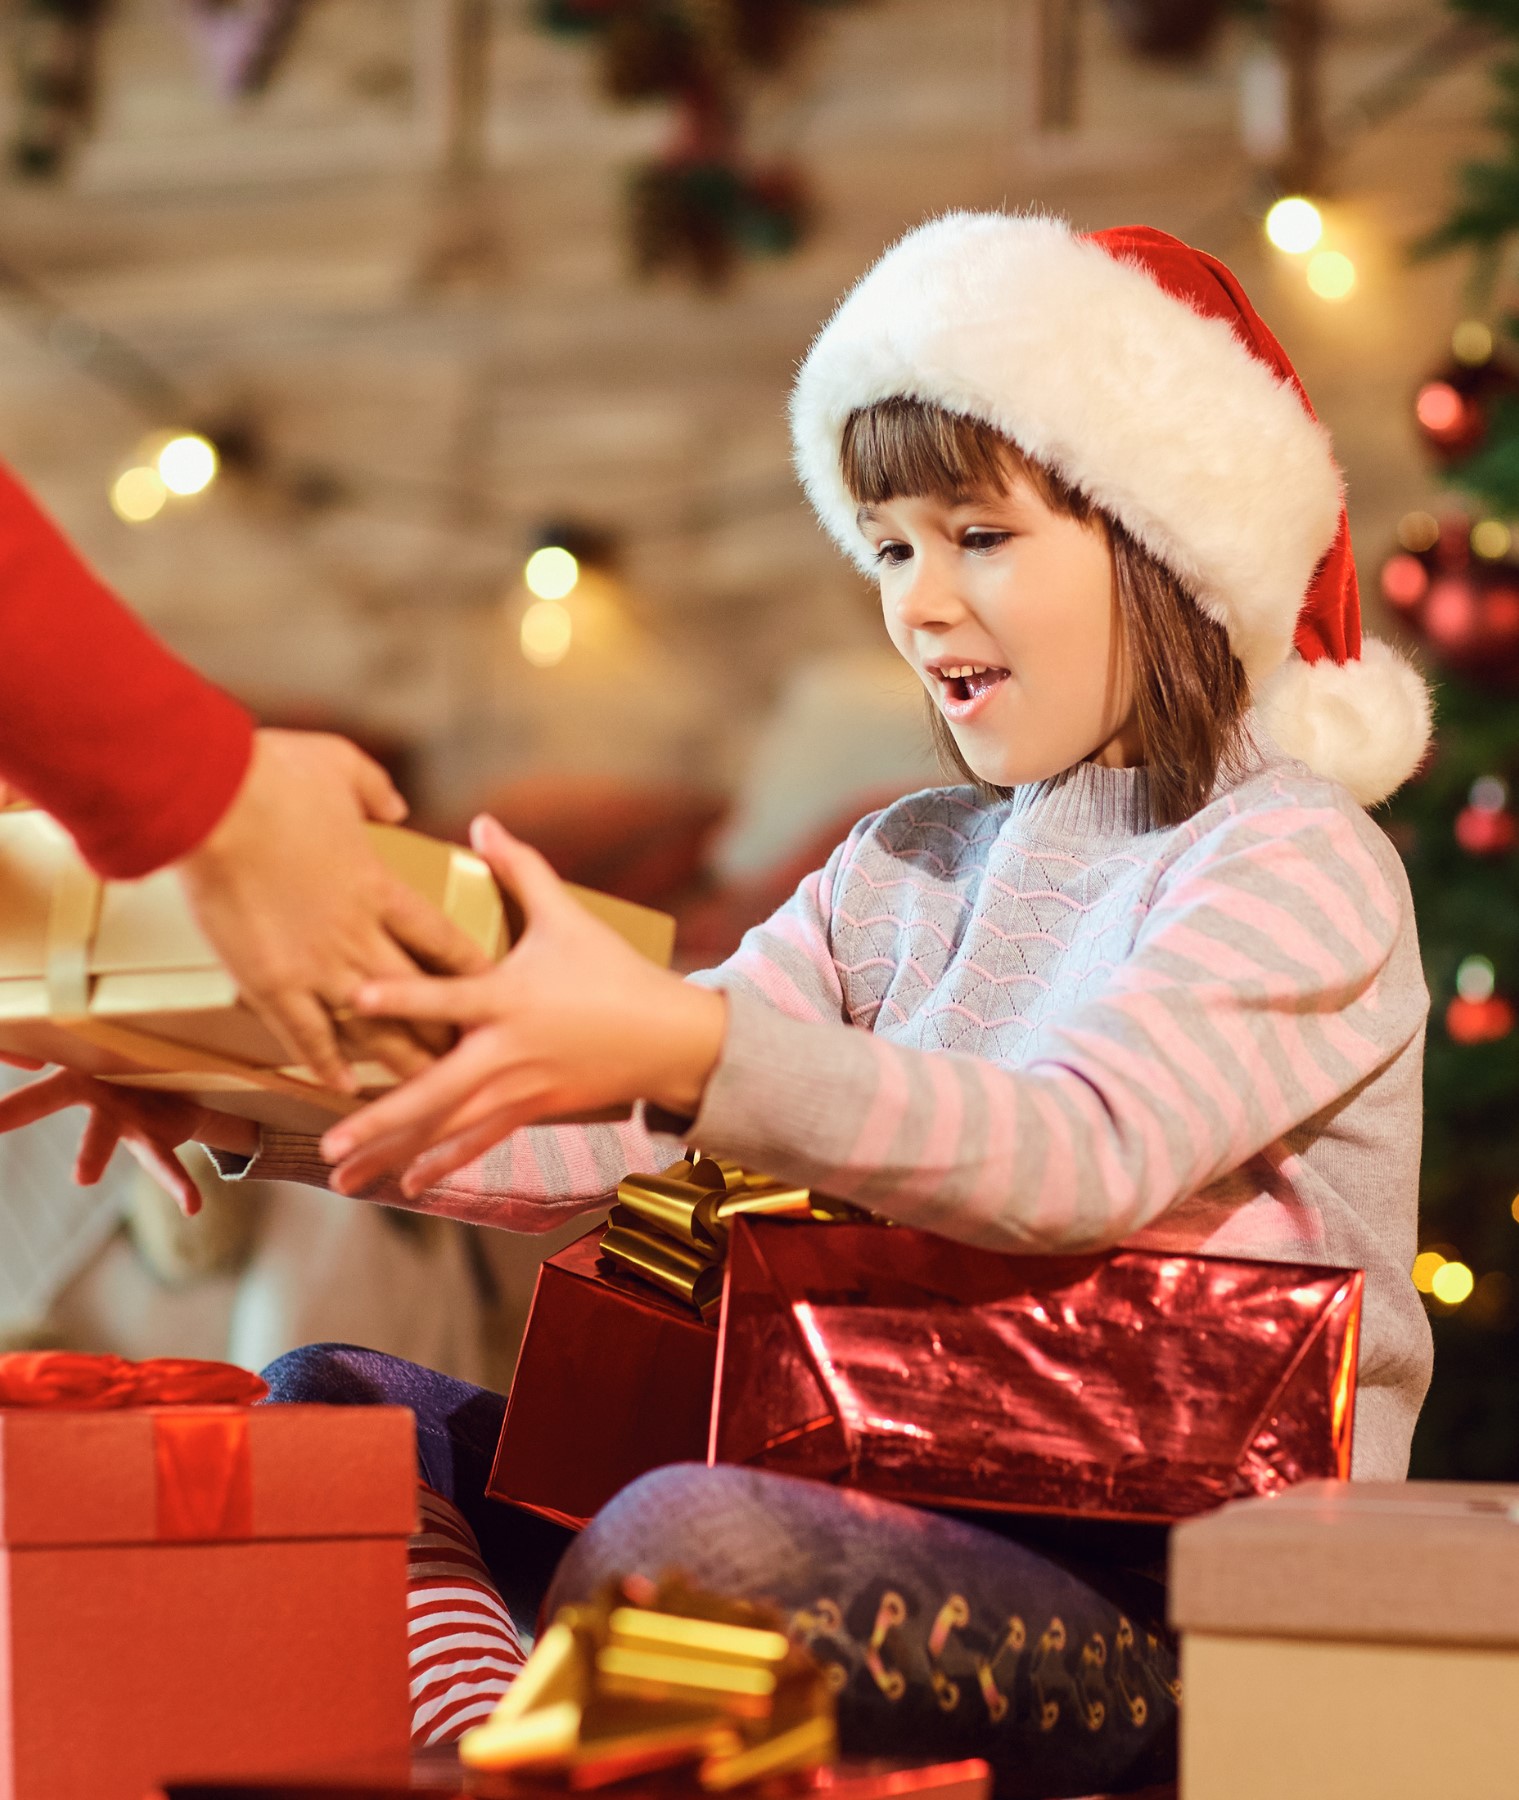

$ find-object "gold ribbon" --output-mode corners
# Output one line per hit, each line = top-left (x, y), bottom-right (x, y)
(460, 1575), (836, 1790)
(600, 1152), (855, 1322)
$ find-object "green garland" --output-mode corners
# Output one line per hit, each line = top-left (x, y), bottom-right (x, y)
(535, 0), (869, 286)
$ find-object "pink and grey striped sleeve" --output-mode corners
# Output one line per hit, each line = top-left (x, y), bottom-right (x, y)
(685, 802), (1427, 1251)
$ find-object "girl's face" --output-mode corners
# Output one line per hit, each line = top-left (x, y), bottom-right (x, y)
(860, 467), (1141, 788)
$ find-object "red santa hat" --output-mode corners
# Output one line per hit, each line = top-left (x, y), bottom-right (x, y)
(790, 212), (1431, 806)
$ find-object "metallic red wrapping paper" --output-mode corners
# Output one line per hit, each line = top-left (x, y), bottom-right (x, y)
(710, 1220), (1362, 1523)
(487, 1233), (717, 1530)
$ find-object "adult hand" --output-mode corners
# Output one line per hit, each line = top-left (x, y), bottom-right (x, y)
(319, 815), (727, 1199)
(0, 1070), (258, 1217)
(177, 729), (493, 1093)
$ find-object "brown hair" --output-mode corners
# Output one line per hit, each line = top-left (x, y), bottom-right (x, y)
(839, 398), (1249, 827)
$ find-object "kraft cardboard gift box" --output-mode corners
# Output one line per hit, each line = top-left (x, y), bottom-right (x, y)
(1170, 1479), (1519, 1800)
(0, 809), (674, 1136)
(0, 1402), (417, 1800)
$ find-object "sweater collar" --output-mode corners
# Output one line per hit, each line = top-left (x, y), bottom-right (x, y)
(999, 758), (1157, 844)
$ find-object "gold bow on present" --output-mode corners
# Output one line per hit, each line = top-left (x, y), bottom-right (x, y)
(458, 1576), (837, 1791)
(600, 1153), (858, 1321)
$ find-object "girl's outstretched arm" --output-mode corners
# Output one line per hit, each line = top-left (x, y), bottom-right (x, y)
(673, 796), (1426, 1251)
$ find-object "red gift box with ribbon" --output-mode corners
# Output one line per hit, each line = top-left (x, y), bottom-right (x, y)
(0, 1353), (417, 1800)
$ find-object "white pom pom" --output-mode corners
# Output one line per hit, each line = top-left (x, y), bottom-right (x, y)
(1255, 638), (1433, 807)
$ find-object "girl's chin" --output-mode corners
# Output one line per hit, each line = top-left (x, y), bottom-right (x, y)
(948, 726), (1090, 791)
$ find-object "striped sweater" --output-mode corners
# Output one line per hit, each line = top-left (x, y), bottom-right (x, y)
(247, 748), (1432, 1480)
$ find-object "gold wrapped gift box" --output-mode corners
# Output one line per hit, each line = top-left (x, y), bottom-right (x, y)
(0, 809), (674, 1136)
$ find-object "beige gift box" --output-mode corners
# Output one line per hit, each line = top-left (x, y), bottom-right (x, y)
(0, 808), (674, 1136)
(1170, 1478), (1519, 1800)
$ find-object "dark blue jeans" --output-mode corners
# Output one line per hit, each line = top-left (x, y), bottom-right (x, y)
(262, 1344), (1178, 1800)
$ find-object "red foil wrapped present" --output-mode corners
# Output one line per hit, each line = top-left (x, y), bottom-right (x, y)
(487, 1233), (717, 1530)
(710, 1220), (1361, 1523)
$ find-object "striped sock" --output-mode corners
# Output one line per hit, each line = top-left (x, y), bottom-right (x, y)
(407, 1483), (528, 1746)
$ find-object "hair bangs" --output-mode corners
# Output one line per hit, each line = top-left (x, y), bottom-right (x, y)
(840, 398), (1088, 521)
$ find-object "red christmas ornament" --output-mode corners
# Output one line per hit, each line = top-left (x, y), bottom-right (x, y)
(1455, 805), (1518, 854)
(1446, 994), (1516, 1044)
(1378, 514), (1519, 688)
(1412, 357), (1519, 465)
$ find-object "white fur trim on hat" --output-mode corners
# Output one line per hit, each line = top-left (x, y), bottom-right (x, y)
(1255, 638), (1433, 806)
(790, 211), (1344, 683)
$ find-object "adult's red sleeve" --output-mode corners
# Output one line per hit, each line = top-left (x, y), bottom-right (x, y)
(0, 464), (254, 879)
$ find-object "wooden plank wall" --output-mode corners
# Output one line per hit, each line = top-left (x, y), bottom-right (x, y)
(0, 0), (1490, 819)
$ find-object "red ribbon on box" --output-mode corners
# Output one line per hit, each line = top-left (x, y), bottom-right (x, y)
(0, 1351), (268, 1410)
(0, 1351), (266, 1541)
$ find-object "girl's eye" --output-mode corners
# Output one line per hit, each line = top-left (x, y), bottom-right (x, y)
(873, 541), (912, 567)
(962, 530), (1011, 554)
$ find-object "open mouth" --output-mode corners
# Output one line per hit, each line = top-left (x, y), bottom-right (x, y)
(931, 661), (1011, 717)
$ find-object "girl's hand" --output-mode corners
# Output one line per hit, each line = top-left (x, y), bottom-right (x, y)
(319, 815), (728, 1199)
(0, 1071), (259, 1217)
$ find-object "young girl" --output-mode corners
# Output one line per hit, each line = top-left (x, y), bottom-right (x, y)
(3, 215), (1434, 1795)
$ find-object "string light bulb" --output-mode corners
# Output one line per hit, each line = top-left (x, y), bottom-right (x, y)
(155, 432), (218, 497)
(1471, 520), (1513, 561)
(1306, 250), (1356, 301)
(1411, 1250), (1446, 1293)
(1264, 197), (1323, 255)
(524, 546), (580, 602)
(520, 597), (573, 668)
(1452, 320), (1495, 367)
(110, 465), (168, 524)
(1430, 1260), (1475, 1306)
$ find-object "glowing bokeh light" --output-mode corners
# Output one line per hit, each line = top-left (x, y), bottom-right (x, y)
(1472, 519), (1513, 561)
(1452, 320), (1495, 367)
(524, 546), (580, 602)
(520, 597), (573, 667)
(1411, 1251), (1446, 1293)
(1264, 197), (1323, 255)
(1396, 511), (1440, 553)
(155, 432), (218, 496)
(1305, 250), (1356, 301)
(1379, 554), (1429, 609)
(1457, 955), (1497, 1004)
(1430, 1260), (1475, 1306)
(1415, 382), (1466, 436)
(110, 466), (168, 523)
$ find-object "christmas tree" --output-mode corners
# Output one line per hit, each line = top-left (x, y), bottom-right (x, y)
(1383, 0), (1519, 1478)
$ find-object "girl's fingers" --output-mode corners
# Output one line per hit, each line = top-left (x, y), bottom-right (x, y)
(0, 1070), (85, 1131)
(0, 1051), (44, 1071)
(320, 1029), (516, 1164)
(469, 816), (566, 922)
(75, 1109), (123, 1186)
(125, 1137), (203, 1218)
(328, 1067), (528, 1193)
(400, 1105), (532, 1196)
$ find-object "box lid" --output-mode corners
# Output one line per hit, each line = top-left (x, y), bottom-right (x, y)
(0, 1403), (417, 1547)
(1169, 1479), (1519, 1648)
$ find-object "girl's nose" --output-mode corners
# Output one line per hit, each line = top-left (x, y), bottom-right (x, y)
(891, 564), (967, 632)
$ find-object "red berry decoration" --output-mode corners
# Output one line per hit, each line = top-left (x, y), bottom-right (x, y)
(1455, 777), (1517, 854)
(1446, 955), (1515, 1044)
